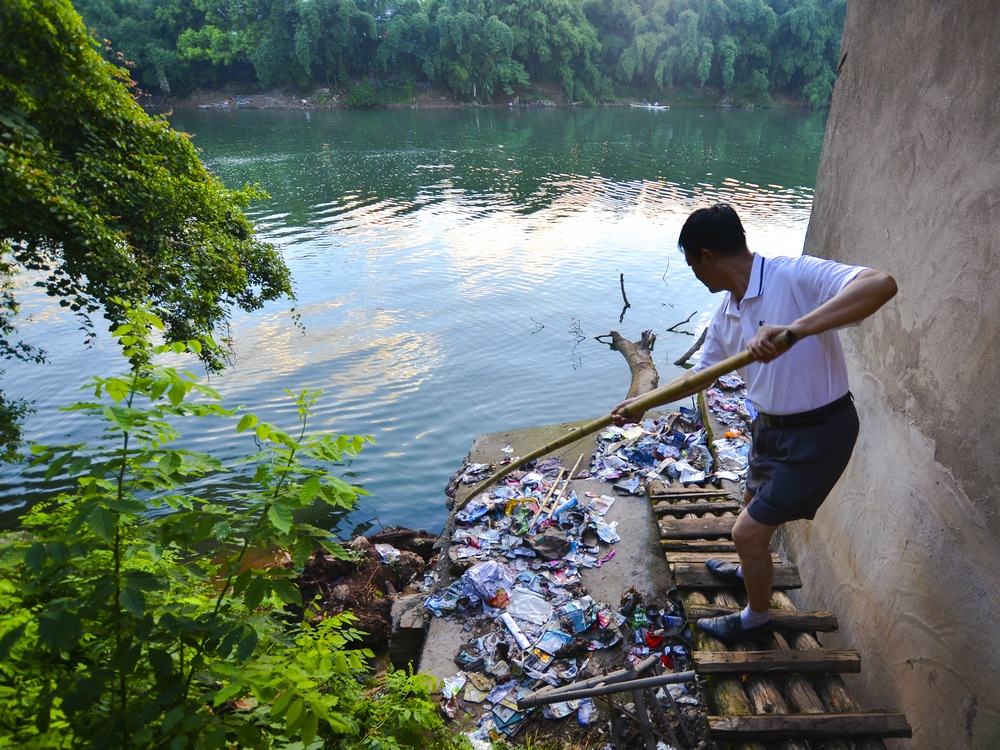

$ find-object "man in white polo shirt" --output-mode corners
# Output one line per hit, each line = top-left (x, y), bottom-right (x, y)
(612, 203), (897, 643)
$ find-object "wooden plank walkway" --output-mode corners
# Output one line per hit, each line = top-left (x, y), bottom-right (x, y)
(651, 482), (911, 748)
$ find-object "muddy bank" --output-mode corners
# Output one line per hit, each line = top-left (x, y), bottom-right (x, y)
(287, 526), (439, 652)
(156, 82), (800, 113)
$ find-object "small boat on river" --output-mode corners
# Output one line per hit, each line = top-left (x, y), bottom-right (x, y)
(630, 102), (669, 110)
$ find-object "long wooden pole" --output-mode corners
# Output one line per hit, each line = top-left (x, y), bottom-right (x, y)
(456, 332), (794, 509)
(517, 670), (697, 708)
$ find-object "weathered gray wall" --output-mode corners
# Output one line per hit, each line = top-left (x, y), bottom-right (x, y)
(780, 2), (1000, 747)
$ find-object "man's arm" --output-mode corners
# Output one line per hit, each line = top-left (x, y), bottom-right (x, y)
(750, 268), (897, 362)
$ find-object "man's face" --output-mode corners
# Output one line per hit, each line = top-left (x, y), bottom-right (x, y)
(684, 248), (719, 292)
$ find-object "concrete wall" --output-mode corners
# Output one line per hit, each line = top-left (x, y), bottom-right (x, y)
(779, 2), (1000, 748)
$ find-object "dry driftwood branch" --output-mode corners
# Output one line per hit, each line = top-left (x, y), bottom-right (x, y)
(595, 329), (659, 398)
(674, 328), (707, 366)
(618, 273), (632, 323)
(666, 310), (697, 332)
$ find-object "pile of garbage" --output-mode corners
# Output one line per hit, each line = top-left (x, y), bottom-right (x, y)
(591, 373), (752, 492)
(428, 375), (754, 747)
(703, 374), (754, 478)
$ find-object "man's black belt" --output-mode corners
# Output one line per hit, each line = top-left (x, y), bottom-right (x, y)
(755, 392), (854, 429)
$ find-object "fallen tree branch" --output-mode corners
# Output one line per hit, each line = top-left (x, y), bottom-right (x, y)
(619, 273), (631, 323)
(673, 328), (707, 367)
(594, 329), (658, 398)
(666, 311), (697, 332)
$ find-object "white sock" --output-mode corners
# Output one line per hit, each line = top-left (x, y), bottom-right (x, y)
(740, 604), (771, 628)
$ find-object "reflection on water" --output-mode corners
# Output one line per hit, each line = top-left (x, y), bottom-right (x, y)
(1, 106), (826, 534)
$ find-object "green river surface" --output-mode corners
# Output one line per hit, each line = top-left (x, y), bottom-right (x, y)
(0, 105), (827, 536)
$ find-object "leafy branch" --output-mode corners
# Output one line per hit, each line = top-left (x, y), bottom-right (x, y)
(0, 303), (461, 750)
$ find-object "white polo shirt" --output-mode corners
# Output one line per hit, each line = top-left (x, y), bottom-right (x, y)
(693, 253), (868, 416)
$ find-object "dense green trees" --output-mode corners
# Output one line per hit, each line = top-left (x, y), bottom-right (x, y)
(0, 0), (293, 451)
(71, 0), (846, 105)
(430, 0), (529, 101)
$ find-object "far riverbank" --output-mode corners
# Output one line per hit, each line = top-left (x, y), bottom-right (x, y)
(160, 82), (810, 112)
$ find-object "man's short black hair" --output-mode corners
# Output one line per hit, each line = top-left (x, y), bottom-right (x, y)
(678, 203), (748, 258)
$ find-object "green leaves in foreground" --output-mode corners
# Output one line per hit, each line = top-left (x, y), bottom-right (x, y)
(0, 305), (463, 750)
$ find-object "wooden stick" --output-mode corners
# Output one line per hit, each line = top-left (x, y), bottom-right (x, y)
(456, 332), (794, 509)
(542, 452), (585, 521)
(530, 654), (661, 700)
(645, 686), (682, 749)
(529, 468), (565, 526)
(517, 671), (697, 708)
(632, 688), (658, 750)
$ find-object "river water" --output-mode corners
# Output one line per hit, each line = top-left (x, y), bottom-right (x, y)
(1, 105), (826, 535)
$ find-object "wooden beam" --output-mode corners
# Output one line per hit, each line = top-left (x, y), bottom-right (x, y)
(649, 488), (732, 500)
(694, 649), (861, 675)
(673, 562), (801, 590)
(647, 477), (727, 494)
(653, 499), (743, 515)
(665, 552), (782, 564)
(658, 517), (735, 539)
(660, 539), (739, 553)
(688, 605), (838, 632)
(707, 713), (912, 740)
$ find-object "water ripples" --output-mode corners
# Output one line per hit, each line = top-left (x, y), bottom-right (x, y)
(1, 106), (826, 534)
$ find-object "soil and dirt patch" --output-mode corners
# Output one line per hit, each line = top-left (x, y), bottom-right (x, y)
(286, 526), (438, 650)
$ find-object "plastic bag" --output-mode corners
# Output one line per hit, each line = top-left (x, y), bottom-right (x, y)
(461, 560), (516, 615)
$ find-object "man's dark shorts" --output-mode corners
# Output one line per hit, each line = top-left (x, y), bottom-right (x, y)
(745, 397), (860, 526)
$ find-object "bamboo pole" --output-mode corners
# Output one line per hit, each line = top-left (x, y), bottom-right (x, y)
(457, 332), (794, 509)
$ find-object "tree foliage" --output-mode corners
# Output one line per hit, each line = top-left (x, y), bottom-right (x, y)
(0, 0), (294, 449)
(69, 0), (847, 106)
(0, 304), (463, 749)
(429, 0), (529, 102)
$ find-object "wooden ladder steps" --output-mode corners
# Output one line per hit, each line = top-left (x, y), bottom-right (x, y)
(684, 591), (911, 745)
(672, 561), (802, 590)
(649, 470), (910, 746)
(693, 649), (861, 675)
(687, 604), (838, 633)
(658, 516), (737, 539)
(707, 713), (913, 741)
